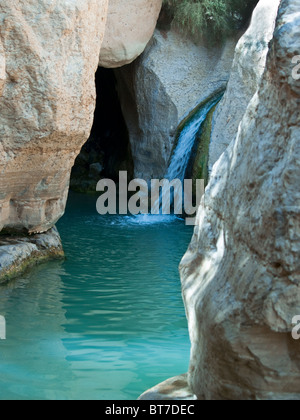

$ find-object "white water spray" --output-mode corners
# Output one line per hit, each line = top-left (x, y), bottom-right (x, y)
(153, 94), (223, 214)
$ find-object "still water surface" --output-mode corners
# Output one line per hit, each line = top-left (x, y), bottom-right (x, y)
(0, 192), (193, 400)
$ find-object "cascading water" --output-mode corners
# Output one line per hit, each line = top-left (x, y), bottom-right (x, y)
(166, 94), (222, 182)
(151, 93), (223, 216)
(128, 93), (223, 224)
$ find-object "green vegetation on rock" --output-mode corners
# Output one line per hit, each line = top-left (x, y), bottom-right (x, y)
(191, 102), (217, 187)
(163, 0), (259, 40)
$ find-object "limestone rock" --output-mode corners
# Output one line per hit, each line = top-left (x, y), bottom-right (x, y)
(115, 30), (238, 179)
(0, 0), (108, 234)
(0, 39), (5, 97)
(138, 374), (197, 400)
(208, 0), (280, 171)
(180, 0), (300, 400)
(99, 0), (162, 68)
(0, 227), (64, 283)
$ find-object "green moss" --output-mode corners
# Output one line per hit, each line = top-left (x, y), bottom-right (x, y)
(169, 89), (224, 165)
(0, 247), (65, 285)
(191, 102), (218, 187)
(162, 0), (259, 42)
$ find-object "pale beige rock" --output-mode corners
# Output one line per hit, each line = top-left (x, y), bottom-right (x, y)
(99, 0), (162, 68)
(0, 39), (5, 96)
(179, 0), (300, 400)
(209, 0), (280, 171)
(115, 30), (238, 179)
(139, 374), (197, 400)
(0, 0), (108, 234)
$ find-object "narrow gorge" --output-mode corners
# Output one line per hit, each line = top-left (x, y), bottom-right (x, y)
(0, 0), (299, 401)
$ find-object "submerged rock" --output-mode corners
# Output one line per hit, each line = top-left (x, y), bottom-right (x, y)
(0, 227), (64, 284)
(138, 374), (197, 401)
(179, 0), (300, 400)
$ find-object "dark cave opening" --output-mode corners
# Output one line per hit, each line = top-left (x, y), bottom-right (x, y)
(70, 67), (133, 193)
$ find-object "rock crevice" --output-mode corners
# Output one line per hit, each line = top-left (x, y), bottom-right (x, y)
(99, 0), (162, 68)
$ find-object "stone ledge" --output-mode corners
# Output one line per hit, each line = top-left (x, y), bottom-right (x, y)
(138, 374), (197, 401)
(0, 227), (64, 284)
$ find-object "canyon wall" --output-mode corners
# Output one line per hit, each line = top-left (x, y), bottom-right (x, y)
(0, 0), (165, 236)
(99, 0), (162, 68)
(208, 0), (281, 170)
(179, 0), (300, 400)
(115, 31), (238, 179)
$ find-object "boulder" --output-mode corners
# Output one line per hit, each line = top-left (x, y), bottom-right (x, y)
(0, 0), (108, 234)
(0, 227), (64, 283)
(99, 0), (162, 68)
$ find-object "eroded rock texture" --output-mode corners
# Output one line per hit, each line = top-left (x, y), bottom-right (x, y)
(0, 227), (64, 283)
(99, 0), (162, 68)
(139, 374), (197, 401)
(115, 30), (237, 179)
(209, 0), (280, 171)
(0, 39), (5, 96)
(180, 0), (300, 400)
(0, 0), (108, 234)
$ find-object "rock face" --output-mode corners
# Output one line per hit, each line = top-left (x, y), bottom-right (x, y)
(208, 0), (280, 171)
(139, 374), (197, 401)
(0, 0), (108, 234)
(0, 40), (5, 96)
(115, 30), (238, 179)
(69, 67), (134, 193)
(99, 0), (162, 68)
(180, 0), (300, 400)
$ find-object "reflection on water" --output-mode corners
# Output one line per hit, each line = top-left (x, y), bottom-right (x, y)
(0, 192), (193, 400)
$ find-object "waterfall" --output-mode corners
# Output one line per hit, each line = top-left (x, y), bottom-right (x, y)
(152, 93), (223, 215)
(166, 94), (222, 182)
(127, 93), (223, 224)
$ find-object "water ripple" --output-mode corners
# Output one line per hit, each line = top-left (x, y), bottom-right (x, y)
(0, 192), (193, 400)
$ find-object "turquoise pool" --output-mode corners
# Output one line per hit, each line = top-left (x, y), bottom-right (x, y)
(0, 192), (193, 400)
